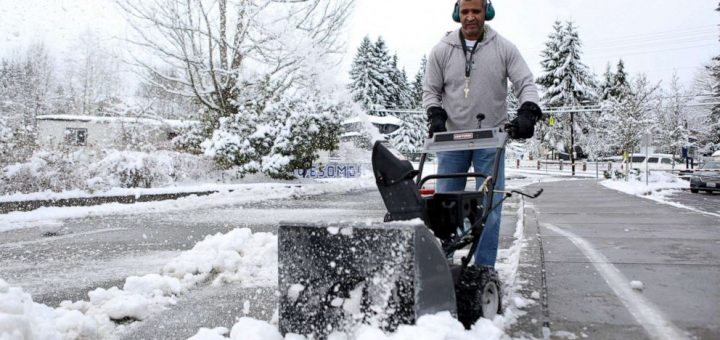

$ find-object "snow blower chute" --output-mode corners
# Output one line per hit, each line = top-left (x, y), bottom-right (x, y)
(278, 117), (542, 337)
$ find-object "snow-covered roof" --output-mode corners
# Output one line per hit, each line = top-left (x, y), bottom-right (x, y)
(36, 114), (199, 129)
(343, 114), (403, 127)
(368, 115), (403, 126)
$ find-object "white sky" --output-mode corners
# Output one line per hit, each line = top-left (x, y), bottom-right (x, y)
(1, 0), (718, 88)
(344, 0), (719, 88)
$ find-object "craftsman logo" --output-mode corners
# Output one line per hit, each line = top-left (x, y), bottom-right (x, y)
(453, 133), (474, 140)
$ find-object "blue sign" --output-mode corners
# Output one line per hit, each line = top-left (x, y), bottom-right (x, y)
(294, 163), (362, 179)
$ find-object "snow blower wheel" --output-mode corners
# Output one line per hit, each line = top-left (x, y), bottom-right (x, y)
(455, 265), (502, 329)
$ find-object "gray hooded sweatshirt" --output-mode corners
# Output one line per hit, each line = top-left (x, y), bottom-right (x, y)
(423, 25), (540, 131)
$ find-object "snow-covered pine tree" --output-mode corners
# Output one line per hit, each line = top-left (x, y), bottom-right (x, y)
(411, 55), (427, 110)
(654, 73), (689, 160)
(599, 63), (615, 101)
(703, 55), (720, 153)
(387, 55), (413, 109)
(370, 37), (394, 109)
(349, 36), (379, 109)
(536, 21), (566, 152)
(536, 21), (597, 157)
(611, 60), (631, 99)
(537, 21), (564, 107)
(390, 111), (427, 155)
(702, 3), (720, 152)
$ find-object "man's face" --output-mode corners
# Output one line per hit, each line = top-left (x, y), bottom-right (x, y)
(459, 0), (485, 40)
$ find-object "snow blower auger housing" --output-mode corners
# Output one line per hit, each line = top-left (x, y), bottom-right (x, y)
(278, 120), (542, 337)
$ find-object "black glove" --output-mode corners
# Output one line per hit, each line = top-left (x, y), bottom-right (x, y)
(506, 102), (542, 139)
(427, 106), (448, 137)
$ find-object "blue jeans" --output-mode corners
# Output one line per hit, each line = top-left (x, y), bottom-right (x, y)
(436, 149), (505, 267)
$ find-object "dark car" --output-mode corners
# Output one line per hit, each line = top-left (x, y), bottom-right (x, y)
(689, 160), (720, 193)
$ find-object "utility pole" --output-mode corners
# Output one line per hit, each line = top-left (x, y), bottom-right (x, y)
(570, 111), (576, 176)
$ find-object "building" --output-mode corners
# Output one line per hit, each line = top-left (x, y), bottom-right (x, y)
(36, 114), (196, 151)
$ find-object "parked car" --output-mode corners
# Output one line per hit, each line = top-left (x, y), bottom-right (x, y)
(627, 153), (680, 171)
(689, 160), (720, 193)
(713, 150), (720, 161)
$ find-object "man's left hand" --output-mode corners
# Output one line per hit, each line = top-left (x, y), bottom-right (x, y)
(506, 102), (542, 139)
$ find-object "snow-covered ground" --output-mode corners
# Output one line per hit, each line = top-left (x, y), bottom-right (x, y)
(599, 171), (720, 218)
(0, 167), (582, 339)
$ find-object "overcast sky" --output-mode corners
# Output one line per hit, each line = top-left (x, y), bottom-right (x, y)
(1, 0), (718, 89)
(346, 0), (719, 88)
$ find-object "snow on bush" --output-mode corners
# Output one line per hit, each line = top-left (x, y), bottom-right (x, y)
(1, 149), (91, 194)
(202, 82), (346, 179)
(0, 149), (214, 195)
(0, 278), (114, 339)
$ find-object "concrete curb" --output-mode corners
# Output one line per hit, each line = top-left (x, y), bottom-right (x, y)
(0, 191), (219, 215)
(507, 201), (549, 339)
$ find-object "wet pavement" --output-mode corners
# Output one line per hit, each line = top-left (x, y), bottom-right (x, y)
(512, 180), (720, 339)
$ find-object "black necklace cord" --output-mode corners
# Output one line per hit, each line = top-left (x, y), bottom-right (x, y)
(459, 30), (481, 78)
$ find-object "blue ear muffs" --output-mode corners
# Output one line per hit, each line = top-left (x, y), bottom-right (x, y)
(453, 0), (495, 23)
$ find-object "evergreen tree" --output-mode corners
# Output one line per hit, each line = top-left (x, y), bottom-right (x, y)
(349, 36), (379, 109)
(369, 37), (394, 108)
(703, 3), (720, 152)
(348, 36), (402, 110)
(599, 63), (614, 101)
(611, 59), (631, 99)
(536, 21), (564, 108)
(535, 21), (565, 153)
(704, 55), (720, 152)
(411, 55), (427, 109)
(387, 55), (413, 109)
(390, 112), (427, 154)
(536, 21), (597, 156)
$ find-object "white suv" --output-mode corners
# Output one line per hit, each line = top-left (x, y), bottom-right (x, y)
(627, 154), (679, 171)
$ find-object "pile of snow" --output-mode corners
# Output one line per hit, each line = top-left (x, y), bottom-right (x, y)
(0, 228), (278, 338)
(600, 171), (687, 197)
(162, 228), (278, 287)
(61, 228), (277, 324)
(191, 312), (504, 340)
(0, 279), (114, 339)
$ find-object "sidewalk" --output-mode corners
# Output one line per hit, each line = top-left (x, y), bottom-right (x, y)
(511, 180), (720, 339)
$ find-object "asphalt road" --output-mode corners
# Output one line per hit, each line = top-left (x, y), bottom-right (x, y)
(513, 180), (720, 340)
(665, 189), (720, 215)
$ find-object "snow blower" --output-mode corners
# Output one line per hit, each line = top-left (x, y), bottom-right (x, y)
(278, 115), (542, 337)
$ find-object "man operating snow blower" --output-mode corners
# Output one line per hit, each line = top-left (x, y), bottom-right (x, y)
(276, 1), (545, 336)
(424, 0), (542, 268)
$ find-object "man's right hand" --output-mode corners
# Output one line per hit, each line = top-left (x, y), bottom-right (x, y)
(427, 106), (448, 137)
